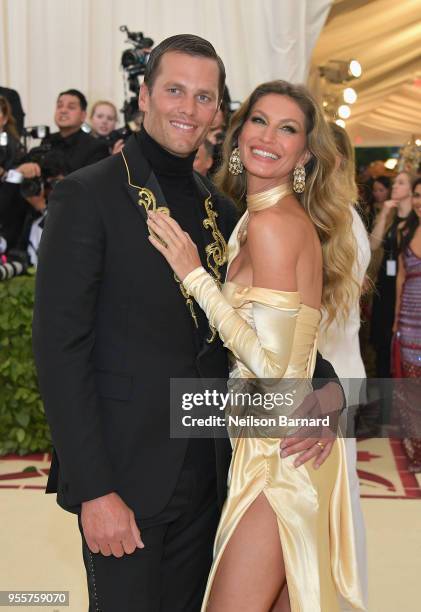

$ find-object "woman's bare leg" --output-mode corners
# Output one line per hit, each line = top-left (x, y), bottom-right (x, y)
(207, 493), (287, 612)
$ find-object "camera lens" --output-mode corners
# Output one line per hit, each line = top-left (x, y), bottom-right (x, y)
(21, 177), (43, 199)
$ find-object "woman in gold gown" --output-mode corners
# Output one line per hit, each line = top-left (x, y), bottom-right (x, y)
(148, 81), (365, 611)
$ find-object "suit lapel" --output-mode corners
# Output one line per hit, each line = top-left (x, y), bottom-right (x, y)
(193, 173), (230, 362)
(121, 134), (170, 229)
(121, 135), (230, 366)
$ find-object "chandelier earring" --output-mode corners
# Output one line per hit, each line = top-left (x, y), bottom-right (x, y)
(228, 147), (244, 175)
(293, 164), (306, 193)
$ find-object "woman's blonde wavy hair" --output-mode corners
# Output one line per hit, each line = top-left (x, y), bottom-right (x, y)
(215, 80), (357, 324)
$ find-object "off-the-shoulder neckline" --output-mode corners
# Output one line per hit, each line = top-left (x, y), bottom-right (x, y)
(223, 280), (321, 314)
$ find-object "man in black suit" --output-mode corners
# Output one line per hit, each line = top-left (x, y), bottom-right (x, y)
(44, 89), (109, 172)
(33, 35), (341, 612)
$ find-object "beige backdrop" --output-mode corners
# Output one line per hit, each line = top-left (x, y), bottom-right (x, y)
(0, 0), (332, 128)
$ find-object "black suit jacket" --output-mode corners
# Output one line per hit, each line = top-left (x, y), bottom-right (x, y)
(32, 134), (238, 517)
(43, 129), (109, 173)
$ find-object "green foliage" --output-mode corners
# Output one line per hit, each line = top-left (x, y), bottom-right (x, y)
(0, 271), (51, 455)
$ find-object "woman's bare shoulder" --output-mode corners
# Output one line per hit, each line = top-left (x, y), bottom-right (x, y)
(247, 199), (314, 259)
(246, 201), (315, 290)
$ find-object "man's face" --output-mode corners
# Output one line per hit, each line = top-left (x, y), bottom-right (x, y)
(139, 51), (220, 157)
(55, 95), (86, 132)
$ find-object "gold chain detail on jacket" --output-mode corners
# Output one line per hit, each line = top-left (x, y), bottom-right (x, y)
(203, 195), (227, 282)
(122, 150), (226, 341)
(203, 195), (228, 343)
(137, 187), (170, 246)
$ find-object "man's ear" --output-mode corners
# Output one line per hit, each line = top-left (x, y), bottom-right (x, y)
(139, 83), (149, 113)
(81, 110), (87, 123)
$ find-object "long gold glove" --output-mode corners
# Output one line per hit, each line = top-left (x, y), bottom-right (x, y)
(183, 267), (300, 378)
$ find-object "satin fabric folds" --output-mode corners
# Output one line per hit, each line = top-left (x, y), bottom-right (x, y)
(183, 207), (364, 611)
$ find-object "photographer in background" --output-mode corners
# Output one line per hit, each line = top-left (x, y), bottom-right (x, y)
(45, 89), (109, 172)
(0, 95), (32, 251)
(89, 100), (126, 155)
(0, 96), (24, 166)
(89, 100), (118, 137)
(0, 85), (25, 135)
(16, 148), (69, 266)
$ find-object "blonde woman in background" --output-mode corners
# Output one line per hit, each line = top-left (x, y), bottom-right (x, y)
(89, 100), (125, 154)
(318, 123), (370, 610)
(148, 80), (364, 611)
(89, 100), (118, 137)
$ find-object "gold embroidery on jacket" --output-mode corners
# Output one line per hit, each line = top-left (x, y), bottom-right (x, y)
(203, 195), (227, 282)
(136, 187), (169, 246)
(122, 149), (226, 341)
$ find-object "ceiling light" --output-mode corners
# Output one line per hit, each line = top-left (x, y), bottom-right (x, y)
(319, 60), (362, 83)
(385, 158), (398, 170)
(343, 87), (357, 104)
(415, 138), (421, 146)
(338, 105), (351, 119)
(349, 60), (362, 78)
(335, 119), (346, 128)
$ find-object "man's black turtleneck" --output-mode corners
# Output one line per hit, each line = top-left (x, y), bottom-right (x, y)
(136, 127), (211, 344)
(136, 127), (216, 472)
(136, 127), (206, 249)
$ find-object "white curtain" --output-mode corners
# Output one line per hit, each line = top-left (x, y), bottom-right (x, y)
(0, 0), (331, 127)
(309, 0), (421, 146)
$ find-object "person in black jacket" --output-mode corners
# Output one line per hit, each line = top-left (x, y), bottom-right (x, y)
(0, 95), (28, 250)
(0, 86), (25, 135)
(33, 35), (342, 612)
(43, 89), (109, 172)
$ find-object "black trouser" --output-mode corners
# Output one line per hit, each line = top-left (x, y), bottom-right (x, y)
(79, 444), (219, 612)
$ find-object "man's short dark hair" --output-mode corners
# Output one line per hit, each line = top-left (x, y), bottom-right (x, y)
(144, 34), (226, 102)
(57, 89), (88, 111)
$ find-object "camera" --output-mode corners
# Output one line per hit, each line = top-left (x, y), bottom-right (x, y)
(20, 142), (68, 199)
(0, 130), (8, 167)
(0, 130), (22, 170)
(22, 125), (50, 152)
(119, 25), (154, 123)
(0, 240), (28, 281)
(103, 125), (133, 148)
(120, 25), (153, 82)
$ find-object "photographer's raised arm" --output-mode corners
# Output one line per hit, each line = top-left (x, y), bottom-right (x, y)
(32, 177), (115, 505)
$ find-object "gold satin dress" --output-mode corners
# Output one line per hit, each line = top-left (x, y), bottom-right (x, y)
(183, 184), (365, 612)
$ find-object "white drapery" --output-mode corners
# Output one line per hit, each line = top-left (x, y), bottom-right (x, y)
(0, 0), (332, 127)
(310, 0), (421, 146)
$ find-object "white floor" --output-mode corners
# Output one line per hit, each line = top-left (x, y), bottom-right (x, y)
(1, 451), (421, 611)
(0, 491), (88, 610)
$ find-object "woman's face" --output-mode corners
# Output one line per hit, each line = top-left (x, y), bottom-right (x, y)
(372, 180), (389, 203)
(412, 182), (421, 219)
(238, 93), (309, 184)
(91, 104), (117, 136)
(391, 172), (411, 201)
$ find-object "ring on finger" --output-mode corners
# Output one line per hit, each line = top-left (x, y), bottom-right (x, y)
(316, 441), (325, 451)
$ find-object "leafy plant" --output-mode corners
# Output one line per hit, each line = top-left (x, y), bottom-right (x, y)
(0, 271), (51, 455)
